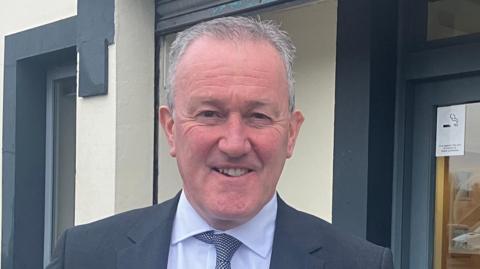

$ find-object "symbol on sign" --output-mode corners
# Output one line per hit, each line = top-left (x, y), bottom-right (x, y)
(450, 113), (459, 127)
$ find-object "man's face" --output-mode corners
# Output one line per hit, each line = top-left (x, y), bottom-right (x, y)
(160, 37), (304, 230)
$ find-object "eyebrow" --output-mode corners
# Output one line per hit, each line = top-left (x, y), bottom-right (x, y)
(188, 96), (281, 116)
(190, 96), (273, 108)
(244, 100), (273, 110)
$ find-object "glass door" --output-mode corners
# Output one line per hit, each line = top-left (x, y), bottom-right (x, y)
(434, 103), (480, 269)
(403, 74), (480, 269)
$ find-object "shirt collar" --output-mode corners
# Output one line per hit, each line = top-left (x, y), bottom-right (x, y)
(171, 191), (277, 259)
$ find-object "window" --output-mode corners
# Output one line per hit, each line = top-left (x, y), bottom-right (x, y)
(43, 67), (77, 267)
(428, 0), (480, 40)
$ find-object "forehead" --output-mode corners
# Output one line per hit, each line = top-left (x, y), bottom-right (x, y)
(174, 36), (288, 99)
(178, 36), (285, 75)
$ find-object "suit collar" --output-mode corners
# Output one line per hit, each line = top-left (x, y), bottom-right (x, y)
(117, 192), (180, 269)
(269, 196), (326, 269)
(115, 192), (326, 269)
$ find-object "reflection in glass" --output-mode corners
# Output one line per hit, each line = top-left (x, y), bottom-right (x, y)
(52, 77), (76, 247)
(428, 0), (480, 40)
(434, 103), (480, 269)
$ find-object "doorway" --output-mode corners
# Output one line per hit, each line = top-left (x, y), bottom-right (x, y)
(403, 74), (480, 268)
(433, 102), (480, 268)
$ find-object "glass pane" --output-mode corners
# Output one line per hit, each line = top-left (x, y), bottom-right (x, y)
(434, 102), (480, 269)
(428, 0), (480, 40)
(52, 77), (77, 249)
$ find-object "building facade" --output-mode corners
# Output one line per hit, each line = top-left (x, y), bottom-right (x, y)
(2, 0), (480, 268)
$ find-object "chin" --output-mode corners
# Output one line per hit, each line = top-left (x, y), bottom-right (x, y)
(209, 211), (252, 230)
(210, 203), (257, 224)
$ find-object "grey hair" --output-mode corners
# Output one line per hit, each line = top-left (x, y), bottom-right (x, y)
(166, 16), (296, 112)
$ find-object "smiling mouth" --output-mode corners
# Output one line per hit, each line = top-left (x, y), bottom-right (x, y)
(213, 168), (252, 177)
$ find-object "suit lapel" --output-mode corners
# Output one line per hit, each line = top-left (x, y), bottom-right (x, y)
(269, 196), (326, 269)
(115, 193), (327, 269)
(117, 193), (180, 269)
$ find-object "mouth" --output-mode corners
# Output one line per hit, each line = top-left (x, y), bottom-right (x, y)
(212, 167), (253, 177)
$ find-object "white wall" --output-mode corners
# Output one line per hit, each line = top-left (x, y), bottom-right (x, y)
(75, 47), (118, 224)
(75, 0), (155, 224)
(157, 0), (337, 222)
(114, 0), (155, 214)
(0, 0), (77, 263)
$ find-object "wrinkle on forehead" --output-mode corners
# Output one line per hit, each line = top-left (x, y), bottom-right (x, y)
(174, 37), (287, 85)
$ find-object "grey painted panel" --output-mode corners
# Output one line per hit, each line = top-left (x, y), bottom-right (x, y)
(391, 81), (415, 269)
(78, 39), (109, 97)
(406, 42), (480, 80)
(332, 0), (372, 240)
(408, 85), (436, 269)
(333, 0), (396, 246)
(2, 64), (16, 153)
(14, 60), (48, 268)
(4, 17), (76, 62)
(365, 0), (397, 247)
(2, 36), (18, 269)
(1, 152), (15, 269)
(77, 0), (114, 97)
(77, 0), (114, 44)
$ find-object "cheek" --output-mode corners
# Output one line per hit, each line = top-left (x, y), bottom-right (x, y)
(251, 130), (289, 160)
(177, 125), (217, 152)
(251, 131), (289, 192)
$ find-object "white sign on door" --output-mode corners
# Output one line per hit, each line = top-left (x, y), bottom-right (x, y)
(436, 104), (466, 157)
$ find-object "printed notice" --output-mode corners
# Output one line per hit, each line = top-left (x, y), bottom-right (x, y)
(436, 104), (466, 157)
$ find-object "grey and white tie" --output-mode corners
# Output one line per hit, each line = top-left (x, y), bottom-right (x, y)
(195, 231), (242, 269)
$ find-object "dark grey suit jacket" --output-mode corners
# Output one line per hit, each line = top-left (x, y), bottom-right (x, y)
(47, 193), (393, 269)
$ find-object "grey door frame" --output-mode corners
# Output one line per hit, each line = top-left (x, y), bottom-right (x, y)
(396, 73), (480, 268)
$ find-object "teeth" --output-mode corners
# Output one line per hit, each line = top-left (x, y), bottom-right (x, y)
(217, 168), (250, 177)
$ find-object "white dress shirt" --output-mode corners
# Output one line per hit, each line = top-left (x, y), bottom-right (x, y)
(167, 191), (277, 269)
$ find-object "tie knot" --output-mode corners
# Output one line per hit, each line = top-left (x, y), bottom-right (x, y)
(195, 231), (242, 266)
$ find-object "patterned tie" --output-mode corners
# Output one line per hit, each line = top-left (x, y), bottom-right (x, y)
(195, 231), (242, 269)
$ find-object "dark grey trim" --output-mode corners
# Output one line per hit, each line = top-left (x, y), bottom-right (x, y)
(155, 0), (315, 34)
(332, 0), (397, 248)
(405, 42), (480, 80)
(77, 0), (115, 97)
(2, 17), (76, 269)
(153, 34), (161, 205)
(156, 0), (233, 19)
(405, 0), (427, 51)
(390, 0), (410, 266)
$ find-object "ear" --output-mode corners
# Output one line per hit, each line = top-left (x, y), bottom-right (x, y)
(286, 110), (304, 158)
(159, 106), (177, 157)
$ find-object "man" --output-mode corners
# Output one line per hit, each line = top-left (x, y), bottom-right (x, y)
(48, 17), (393, 269)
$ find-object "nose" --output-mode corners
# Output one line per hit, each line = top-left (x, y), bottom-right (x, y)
(218, 115), (252, 158)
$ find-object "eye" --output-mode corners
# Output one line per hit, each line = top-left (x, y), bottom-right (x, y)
(199, 110), (219, 118)
(251, 113), (270, 120)
(195, 110), (224, 124)
(248, 112), (273, 126)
